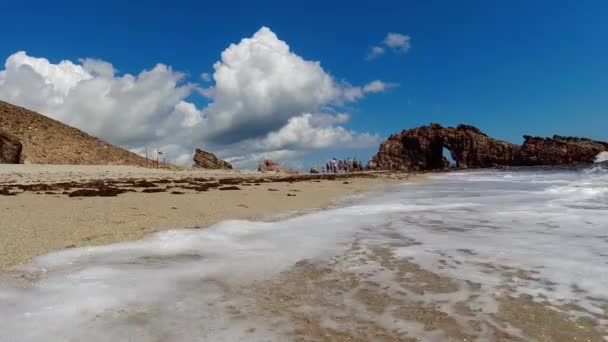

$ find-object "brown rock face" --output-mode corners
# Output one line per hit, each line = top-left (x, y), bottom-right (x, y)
(368, 123), (608, 171)
(193, 148), (232, 169)
(519, 135), (608, 166)
(0, 129), (22, 164)
(258, 159), (298, 174)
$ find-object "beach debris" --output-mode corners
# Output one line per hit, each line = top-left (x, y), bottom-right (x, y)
(141, 188), (166, 193)
(0, 187), (16, 196)
(4, 171), (374, 198)
(132, 180), (157, 188)
(218, 178), (241, 185)
(219, 186), (241, 191)
(68, 187), (126, 197)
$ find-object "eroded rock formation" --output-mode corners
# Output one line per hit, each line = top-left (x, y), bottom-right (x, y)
(519, 135), (608, 166)
(368, 123), (608, 171)
(0, 129), (22, 164)
(258, 159), (298, 174)
(193, 148), (232, 169)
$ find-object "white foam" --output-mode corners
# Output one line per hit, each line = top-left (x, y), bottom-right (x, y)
(595, 151), (608, 163)
(1, 168), (607, 340)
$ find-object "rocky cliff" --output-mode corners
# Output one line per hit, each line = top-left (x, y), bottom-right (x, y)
(0, 100), (151, 166)
(368, 123), (608, 171)
(192, 148), (232, 169)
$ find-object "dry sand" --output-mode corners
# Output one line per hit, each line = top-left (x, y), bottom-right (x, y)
(0, 165), (405, 270)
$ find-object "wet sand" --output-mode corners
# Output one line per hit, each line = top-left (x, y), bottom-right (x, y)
(232, 245), (607, 341)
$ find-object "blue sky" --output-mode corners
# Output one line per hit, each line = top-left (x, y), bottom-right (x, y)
(1, 0), (607, 168)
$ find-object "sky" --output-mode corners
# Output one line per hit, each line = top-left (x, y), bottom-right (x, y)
(0, 0), (606, 169)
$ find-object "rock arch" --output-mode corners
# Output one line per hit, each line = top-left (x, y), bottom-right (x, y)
(368, 123), (608, 171)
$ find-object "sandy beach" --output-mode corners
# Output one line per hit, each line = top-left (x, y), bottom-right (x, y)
(1, 166), (606, 341)
(0, 165), (406, 270)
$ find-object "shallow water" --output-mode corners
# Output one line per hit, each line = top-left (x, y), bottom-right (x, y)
(1, 166), (607, 341)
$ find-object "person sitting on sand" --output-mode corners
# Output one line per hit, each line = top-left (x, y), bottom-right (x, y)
(310, 163), (318, 174)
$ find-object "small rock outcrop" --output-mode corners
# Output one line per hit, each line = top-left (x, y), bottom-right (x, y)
(258, 159), (298, 174)
(193, 148), (232, 169)
(368, 123), (608, 171)
(0, 129), (22, 164)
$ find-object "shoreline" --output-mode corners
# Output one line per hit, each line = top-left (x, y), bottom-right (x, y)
(0, 165), (413, 270)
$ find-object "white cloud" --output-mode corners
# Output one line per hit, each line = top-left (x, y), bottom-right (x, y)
(0, 51), (197, 148)
(342, 80), (398, 101)
(0, 27), (391, 168)
(200, 26), (349, 142)
(384, 33), (411, 52)
(366, 46), (385, 60)
(366, 32), (411, 60)
(363, 80), (397, 93)
(254, 113), (379, 150)
(200, 72), (211, 82)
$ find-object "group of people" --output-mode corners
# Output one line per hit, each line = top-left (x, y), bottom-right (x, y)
(310, 158), (365, 174)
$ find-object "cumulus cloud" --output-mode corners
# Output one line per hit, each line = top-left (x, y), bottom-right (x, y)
(0, 27), (391, 169)
(253, 113), (379, 151)
(212, 112), (380, 169)
(199, 27), (374, 143)
(366, 32), (411, 60)
(0, 51), (197, 148)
